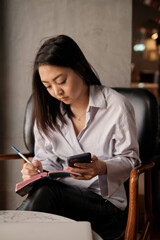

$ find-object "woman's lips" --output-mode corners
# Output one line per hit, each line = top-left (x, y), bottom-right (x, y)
(59, 97), (68, 101)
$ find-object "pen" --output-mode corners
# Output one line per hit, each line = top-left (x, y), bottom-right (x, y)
(11, 146), (42, 174)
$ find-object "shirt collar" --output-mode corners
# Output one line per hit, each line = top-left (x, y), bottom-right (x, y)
(60, 85), (107, 116)
(88, 85), (107, 110)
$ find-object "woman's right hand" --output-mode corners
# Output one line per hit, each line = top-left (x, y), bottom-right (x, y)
(21, 159), (43, 181)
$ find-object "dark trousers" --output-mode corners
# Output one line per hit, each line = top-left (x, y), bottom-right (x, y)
(17, 179), (127, 240)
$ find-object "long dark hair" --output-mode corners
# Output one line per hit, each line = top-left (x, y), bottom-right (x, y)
(32, 35), (101, 137)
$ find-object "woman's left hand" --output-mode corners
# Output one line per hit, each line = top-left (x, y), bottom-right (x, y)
(65, 155), (107, 180)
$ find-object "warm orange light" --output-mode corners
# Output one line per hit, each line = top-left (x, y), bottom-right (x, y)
(151, 33), (158, 40)
(145, 39), (157, 50)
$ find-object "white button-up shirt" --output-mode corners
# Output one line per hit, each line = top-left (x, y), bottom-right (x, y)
(33, 85), (140, 210)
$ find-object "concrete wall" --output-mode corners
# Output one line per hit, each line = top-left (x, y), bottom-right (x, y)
(0, 0), (132, 209)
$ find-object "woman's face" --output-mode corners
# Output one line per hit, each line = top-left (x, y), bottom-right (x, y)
(38, 65), (88, 106)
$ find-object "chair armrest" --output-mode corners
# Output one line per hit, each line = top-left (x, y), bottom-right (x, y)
(125, 162), (155, 240)
(0, 153), (33, 161)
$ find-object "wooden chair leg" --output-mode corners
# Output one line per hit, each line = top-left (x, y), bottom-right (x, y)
(125, 169), (138, 240)
(124, 162), (155, 240)
(141, 170), (153, 240)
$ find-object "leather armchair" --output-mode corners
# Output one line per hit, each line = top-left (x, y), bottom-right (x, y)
(0, 88), (158, 240)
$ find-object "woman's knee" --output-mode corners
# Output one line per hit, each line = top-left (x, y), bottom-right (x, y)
(17, 182), (56, 212)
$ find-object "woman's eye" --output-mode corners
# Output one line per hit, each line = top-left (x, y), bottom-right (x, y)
(46, 86), (51, 89)
(57, 79), (66, 85)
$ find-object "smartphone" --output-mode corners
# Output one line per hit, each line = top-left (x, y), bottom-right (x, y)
(67, 152), (91, 167)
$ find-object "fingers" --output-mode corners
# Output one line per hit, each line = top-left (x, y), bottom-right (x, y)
(66, 166), (90, 174)
(70, 174), (93, 180)
(66, 154), (107, 180)
(91, 155), (98, 162)
(66, 163), (97, 181)
(32, 160), (43, 172)
(73, 162), (92, 169)
(21, 161), (41, 181)
(21, 163), (36, 176)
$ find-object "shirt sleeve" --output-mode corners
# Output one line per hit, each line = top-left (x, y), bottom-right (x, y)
(33, 122), (63, 172)
(98, 98), (141, 198)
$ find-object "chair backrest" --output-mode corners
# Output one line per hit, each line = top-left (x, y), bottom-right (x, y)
(114, 88), (158, 163)
(23, 88), (158, 164)
(23, 95), (34, 154)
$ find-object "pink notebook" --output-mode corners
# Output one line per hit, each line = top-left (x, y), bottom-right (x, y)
(15, 171), (81, 196)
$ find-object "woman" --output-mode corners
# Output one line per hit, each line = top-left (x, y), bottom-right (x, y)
(18, 35), (140, 240)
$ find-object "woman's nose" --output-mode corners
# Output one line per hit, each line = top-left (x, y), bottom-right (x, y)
(52, 85), (63, 96)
